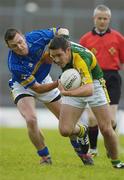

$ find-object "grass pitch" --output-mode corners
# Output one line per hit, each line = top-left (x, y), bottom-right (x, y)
(0, 128), (124, 180)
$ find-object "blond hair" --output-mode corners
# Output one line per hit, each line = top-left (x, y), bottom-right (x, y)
(93, 4), (111, 17)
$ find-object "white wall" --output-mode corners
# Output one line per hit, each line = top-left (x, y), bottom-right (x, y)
(0, 107), (124, 134)
(0, 107), (58, 129)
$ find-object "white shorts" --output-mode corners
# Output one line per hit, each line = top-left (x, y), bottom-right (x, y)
(10, 74), (60, 104)
(62, 80), (109, 108)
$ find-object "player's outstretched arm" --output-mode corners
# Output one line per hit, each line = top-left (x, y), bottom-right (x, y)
(30, 80), (58, 94)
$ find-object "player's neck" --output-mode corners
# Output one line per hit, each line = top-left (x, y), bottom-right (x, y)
(95, 27), (107, 34)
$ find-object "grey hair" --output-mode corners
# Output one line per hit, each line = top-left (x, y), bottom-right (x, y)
(93, 4), (111, 17)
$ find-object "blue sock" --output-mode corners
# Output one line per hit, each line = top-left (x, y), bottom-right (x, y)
(37, 146), (50, 157)
(70, 139), (83, 156)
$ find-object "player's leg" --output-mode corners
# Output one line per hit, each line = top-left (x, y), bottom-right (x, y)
(103, 71), (121, 158)
(17, 97), (44, 148)
(17, 96), (52, 164)
(41, 74), (93, 166)
(45, 97), (61, 119)
(87, 79), (124, 168)
(104, 70), (122, 132)
(91, 104), (124, 168)
(86, 108), (99, 156)
(86, 106), (117, 158)
(10, 80), (53, 165)
(46, 99), (93, 165)
(58, 103), (93, 165)
(80, 107), (98, 157)
(110, 104), (118, 128)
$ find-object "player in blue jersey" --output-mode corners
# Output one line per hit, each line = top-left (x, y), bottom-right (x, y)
(4, 28), (93, 165)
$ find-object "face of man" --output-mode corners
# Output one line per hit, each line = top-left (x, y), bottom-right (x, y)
(49, 48), (71, 68)
(7, 33), (29, 55)
(94, 10), (111, 32)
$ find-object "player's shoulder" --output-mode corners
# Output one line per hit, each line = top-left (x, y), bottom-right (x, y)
(71, 41), (87, 54)
(25, 28), (53, 38)
(25, 30), (42, 41)
(71, 41), (93, 61)
(111, 29), (123, 38)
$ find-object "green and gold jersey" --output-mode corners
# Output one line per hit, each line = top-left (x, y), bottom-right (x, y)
(62, 42), (103, 85)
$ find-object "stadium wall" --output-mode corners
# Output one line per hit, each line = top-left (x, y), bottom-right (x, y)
(0, 107), (124, 134)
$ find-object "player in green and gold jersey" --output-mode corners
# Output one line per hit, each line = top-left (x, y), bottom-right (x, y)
(49, 36), (124, 169)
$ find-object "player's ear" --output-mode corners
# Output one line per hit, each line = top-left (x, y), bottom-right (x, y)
(5, 41), (10, 48)
(66, 47), (71, 53)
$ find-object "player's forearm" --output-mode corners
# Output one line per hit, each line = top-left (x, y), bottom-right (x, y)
(31, 80), (58, 93)
(61, 84), (94, 97)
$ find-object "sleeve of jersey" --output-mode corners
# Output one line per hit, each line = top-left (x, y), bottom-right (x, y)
(28, 28), (58, 45)
(51, 27), (60, 35)
(73, 53), (93, 85)
(26, 29), (55, 48)
(13, 70), (36, 89)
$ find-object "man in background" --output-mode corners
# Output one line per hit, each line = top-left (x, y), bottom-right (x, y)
(79, 4), (124, 156)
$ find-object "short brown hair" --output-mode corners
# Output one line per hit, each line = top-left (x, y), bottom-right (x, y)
(49, 35), (70, 52)
(4, 28), (21, 44)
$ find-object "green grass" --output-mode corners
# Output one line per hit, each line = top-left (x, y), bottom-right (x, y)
(0, 128), (124, 180)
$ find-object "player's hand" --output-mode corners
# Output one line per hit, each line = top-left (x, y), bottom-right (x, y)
(58, 80), (67, 95)
(57, 28), (69, 36)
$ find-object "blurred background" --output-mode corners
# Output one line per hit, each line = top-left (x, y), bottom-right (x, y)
(0, 0), (124, 128)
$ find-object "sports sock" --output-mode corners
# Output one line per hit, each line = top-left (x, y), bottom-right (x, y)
(37, 146), (51, 159)
(78, 125), (89, 154)
(70, 137), (83, 156)
(70, 125), (89, 155)
(111, 159), (120, 166)
(70, 135), (93, 165)
(88, 125), (99, 149)
(78, 125), (85, 138)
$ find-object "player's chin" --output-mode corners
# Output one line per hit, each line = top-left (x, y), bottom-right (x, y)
(61, 63), (66, 68)
(17, 51), (28, 56)
(100, 26), (107, 31)
(56, 62), (63, 67)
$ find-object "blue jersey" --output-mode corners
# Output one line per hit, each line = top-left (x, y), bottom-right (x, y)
(8, 28), (57, 89)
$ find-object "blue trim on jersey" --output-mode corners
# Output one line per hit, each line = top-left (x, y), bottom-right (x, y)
(8, 28), (56, 89)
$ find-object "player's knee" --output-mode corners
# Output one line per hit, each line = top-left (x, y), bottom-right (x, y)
(100, 126), (113, 137)
(59, 126), (72, 137)
(25, 114), (37, 128)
